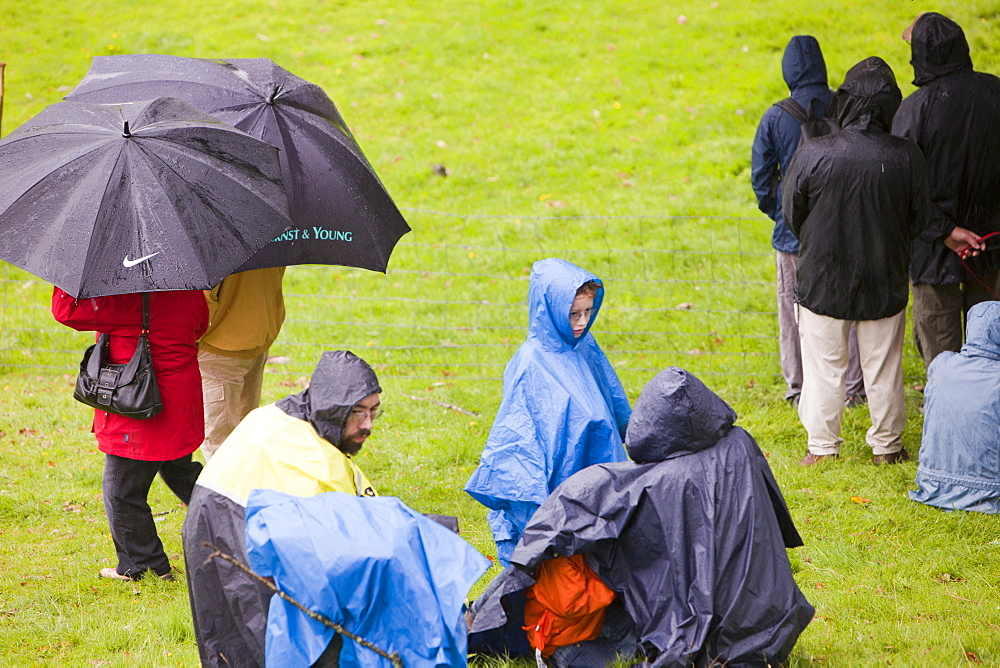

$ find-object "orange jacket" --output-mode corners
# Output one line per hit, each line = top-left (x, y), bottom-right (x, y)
(522, 554), (616, 658)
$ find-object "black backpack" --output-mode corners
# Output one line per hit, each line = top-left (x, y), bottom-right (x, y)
(774, 97), (839, 146)
(766, 97), (839, 200)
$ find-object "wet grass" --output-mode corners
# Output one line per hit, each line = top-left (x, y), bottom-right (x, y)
(2, 0), (1000, 665)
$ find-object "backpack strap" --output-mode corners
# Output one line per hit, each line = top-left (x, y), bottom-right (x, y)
(774, 97), (808, 124)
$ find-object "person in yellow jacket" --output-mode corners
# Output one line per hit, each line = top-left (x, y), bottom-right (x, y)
(182, 350), (381, 668)
(198, 267), (286, 460)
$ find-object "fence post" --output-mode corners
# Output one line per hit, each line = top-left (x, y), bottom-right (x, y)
(0, 62), (6, 135)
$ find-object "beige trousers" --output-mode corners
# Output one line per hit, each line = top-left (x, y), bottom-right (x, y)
(777, 251), (865, 401)
(198, 348), (269, 460)
(797, 306), (906, 455)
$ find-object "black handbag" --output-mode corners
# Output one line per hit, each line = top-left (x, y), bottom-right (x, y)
(73, 292), (163, 419)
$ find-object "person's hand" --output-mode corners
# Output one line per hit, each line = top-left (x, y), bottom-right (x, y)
(945, 227), (984, 258)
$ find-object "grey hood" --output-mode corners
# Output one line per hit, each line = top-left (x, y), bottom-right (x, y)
(625, 366), (737, 463)
(276, 350), (381, 451)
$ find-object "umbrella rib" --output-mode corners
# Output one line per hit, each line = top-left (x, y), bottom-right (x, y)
(135, 136), (288, 263)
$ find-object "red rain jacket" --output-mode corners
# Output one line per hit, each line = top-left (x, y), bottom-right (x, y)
(52, 288), (208, 461)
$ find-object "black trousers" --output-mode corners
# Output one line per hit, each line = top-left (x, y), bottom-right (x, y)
(102, 453), (203, 578)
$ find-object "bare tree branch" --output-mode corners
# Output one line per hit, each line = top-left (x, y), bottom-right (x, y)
(202, 542), (403, 667)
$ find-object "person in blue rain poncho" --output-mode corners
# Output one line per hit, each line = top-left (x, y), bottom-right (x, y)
(465, 258), (631, 566)
(244, 490), (490, 667)
(910, 301), (1000, 513)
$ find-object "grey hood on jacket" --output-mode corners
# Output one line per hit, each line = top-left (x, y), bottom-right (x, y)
(276, 350), (381, 451)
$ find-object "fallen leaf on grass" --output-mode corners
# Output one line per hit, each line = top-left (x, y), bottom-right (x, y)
(849, 496), (871, 504)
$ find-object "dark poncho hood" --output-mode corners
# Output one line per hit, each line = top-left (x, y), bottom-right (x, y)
(910, 12), (973, 87)
(275, 350), (381, 451)
(834, 56), (902, 132)
(625, 366), (736, 463)
(782, 35), (828, 92)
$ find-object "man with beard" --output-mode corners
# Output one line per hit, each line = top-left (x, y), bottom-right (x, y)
(182, 350), (381, 667)
(892, 12), (1000, 370)
(783, 57), (929, 466)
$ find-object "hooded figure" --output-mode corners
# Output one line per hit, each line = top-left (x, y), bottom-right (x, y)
(891, 13), (1000, 369)
(183, 350), (382, 668)
(750, 37), (866, 407)
(469, 368), (812, 667)
(783, 57), (929, 464)
(785, 56), (926, 321)
(751, 34), (832, 254)
(910, 301), (1000, 513)
(465, 258), (631, 566)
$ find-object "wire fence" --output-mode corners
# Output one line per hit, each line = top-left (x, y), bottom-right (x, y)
(0, 209), (924, 389)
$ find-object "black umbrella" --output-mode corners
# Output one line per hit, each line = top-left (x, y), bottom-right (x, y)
(0, 97), (292, 298)
(67, 54), (410, 273)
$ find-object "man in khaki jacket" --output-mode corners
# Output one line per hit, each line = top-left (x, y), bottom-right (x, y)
(198, 267), (286, 460)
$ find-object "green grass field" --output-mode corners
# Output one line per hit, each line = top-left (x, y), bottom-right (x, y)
(2, 1), (1000, 666)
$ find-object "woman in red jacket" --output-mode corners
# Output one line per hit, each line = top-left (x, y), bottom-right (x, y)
(53, 288), (209, 580)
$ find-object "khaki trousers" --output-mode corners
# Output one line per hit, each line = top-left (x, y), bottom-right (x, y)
(777, 251), (865, 400)
(797, 306), (906, 455)
(198, 348), (269, 460)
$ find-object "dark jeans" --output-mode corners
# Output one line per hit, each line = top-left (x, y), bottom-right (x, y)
(102, 453), (202, 578)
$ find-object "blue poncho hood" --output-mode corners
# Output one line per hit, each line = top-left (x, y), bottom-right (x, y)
(959, 301), (1000, 361)
(464, 258), (631, 563)
(782, 35), (828, 93)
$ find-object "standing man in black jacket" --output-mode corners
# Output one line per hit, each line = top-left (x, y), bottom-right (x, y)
(892, 12), (1000, 370)
(783, 57), (930, 466)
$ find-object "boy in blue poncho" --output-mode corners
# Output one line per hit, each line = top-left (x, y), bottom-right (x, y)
(465, 258), (631, 566)
(910, 301), (1000, 513)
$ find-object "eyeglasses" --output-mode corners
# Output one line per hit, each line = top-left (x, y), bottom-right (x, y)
(348, 408), (384, 422)
(569, 308), (593, 322)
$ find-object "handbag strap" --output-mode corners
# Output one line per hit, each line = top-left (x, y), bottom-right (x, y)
(141, 292), (150, 335)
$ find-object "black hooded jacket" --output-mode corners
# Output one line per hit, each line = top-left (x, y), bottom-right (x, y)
(784, 57), (930, 320)
(892, 12), (1000, 285)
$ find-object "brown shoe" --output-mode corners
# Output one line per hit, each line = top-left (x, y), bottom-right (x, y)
(873, 448), (910, 465)
(799, 452), (839, 466)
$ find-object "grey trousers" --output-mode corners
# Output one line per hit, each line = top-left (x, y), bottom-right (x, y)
(776, 251), (865, 400)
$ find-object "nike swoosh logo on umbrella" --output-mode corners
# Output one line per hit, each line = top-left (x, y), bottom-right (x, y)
(123, 252), (160, 268)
